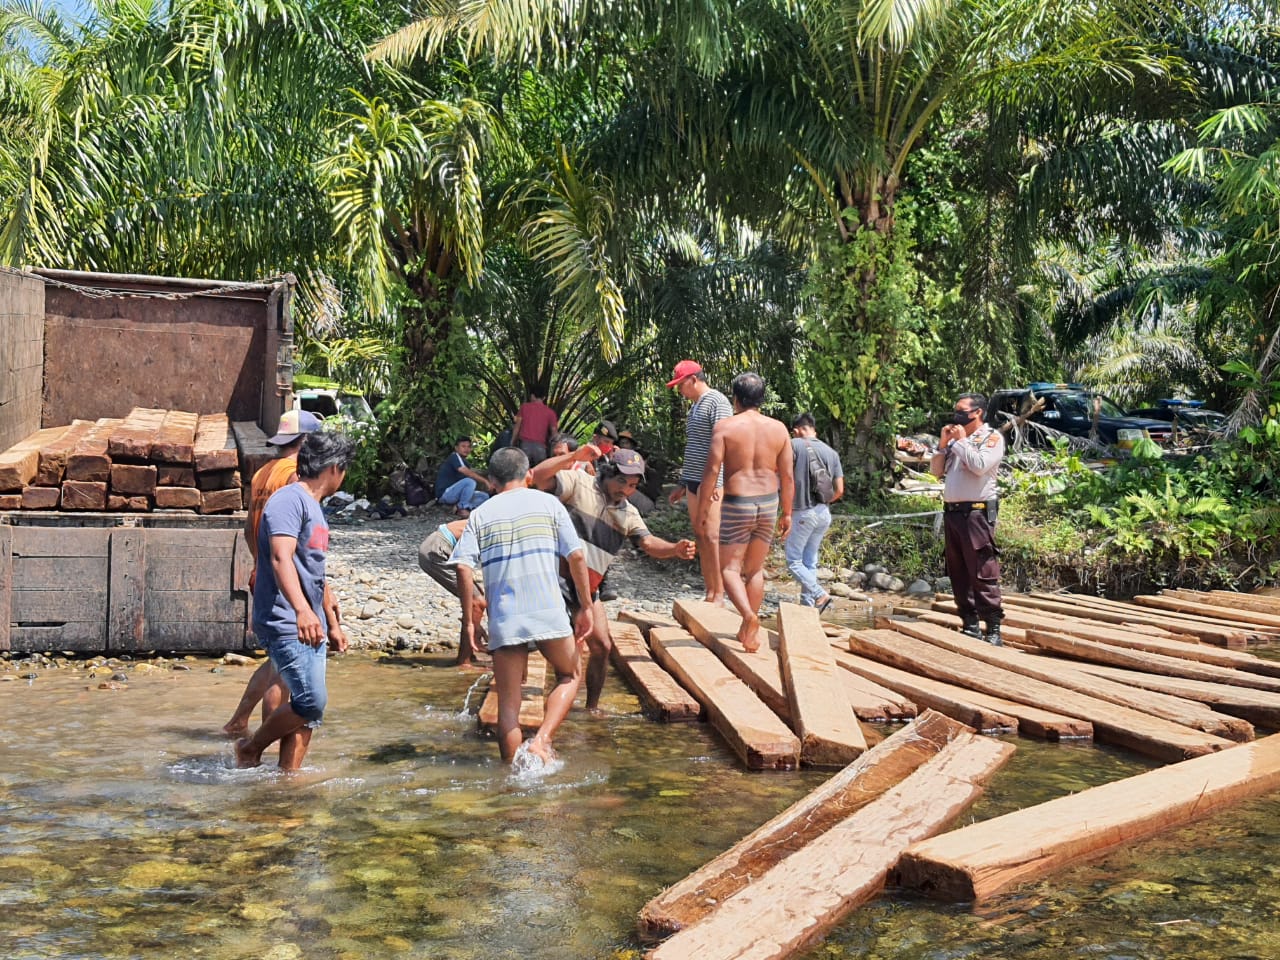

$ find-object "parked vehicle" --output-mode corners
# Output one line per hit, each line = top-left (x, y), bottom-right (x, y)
(1127, 398), (1227, 435)
(292, 374), (376, 431)
(988, 383), (1174, 447)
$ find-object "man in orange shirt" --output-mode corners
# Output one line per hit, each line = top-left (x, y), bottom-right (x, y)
(222, 409), (339, 736)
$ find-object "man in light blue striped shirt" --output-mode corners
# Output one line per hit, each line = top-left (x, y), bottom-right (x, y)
(452, 447), (593, 764)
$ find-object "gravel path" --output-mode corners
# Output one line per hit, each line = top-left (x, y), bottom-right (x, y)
(328, 504), (806, 653)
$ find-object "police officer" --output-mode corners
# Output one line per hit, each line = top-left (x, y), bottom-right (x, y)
(929, 393), (1005, 645)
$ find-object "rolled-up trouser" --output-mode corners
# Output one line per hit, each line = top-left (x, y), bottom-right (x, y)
(943, 507), (1002, 622)
(265, 633), (328, 725)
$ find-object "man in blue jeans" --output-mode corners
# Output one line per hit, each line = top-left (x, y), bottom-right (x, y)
(236, 431), (355, 771)
(785, 413), (844, 611)
(435, 436), (493, 516)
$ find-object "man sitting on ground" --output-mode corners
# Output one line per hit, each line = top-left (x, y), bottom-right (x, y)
(435, 436), (492, 517)
(532, 445), (696, 713)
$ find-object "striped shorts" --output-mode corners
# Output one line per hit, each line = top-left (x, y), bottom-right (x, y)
(719, 492), (779, 546)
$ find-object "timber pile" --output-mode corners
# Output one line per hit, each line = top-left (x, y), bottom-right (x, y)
(478, 653), (547, 733)
(0, 408), (265, 513)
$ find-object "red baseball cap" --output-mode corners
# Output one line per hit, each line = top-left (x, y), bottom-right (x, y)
(666, 360), (703, 388)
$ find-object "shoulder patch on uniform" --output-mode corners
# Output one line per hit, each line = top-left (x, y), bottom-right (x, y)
(985, 434), (1000, 448)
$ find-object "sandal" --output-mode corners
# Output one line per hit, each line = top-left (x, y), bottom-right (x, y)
(818, 596), (833, 614)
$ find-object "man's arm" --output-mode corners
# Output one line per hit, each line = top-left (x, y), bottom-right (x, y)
(637, 534), (696, 561)
(546, 410), (559, 444)
(566, 549), (594, 640)
(831, 476), (845, 502)
(457, 563), (483, 658)
(459, 463), (493, 490)
(530, 443), (600, 491)
(269, 535), (324, 646)
(776, 426), (794, 540)
(930, 424), (964, 479)
(510, 411), (523, 442)
(699, 422), (727, 494)
(323, 582), (346, 652)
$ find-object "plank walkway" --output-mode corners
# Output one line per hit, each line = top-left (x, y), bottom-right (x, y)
(674, 599), (791, 723)
(608, 620), (701, 722)
(639, 710), (968, 940)
(1029, 592), (1274, 645)
(477, 654), (547, 734)
(650, 625), (799, 769)
(847, 628), (1232, 762)
(1132, 593), (1280, 631)
(777, 602), (866, 766)
(898, 733), (1280, 902)
(1069, 661), (1280, 728)
(1001, 594), (1249, 647)
(648, 731), (1014, 960)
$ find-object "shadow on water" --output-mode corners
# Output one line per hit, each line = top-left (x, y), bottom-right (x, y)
(2, 649), (1280, 959)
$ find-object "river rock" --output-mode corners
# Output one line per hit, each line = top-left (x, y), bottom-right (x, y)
(905, 578), (934, 598)
(863, 562), (887, 575)
(829, 582), (856, 598)
(935, 576), (952, 593)
(815, 567), (835, 581)
(868, 571), (905, 592)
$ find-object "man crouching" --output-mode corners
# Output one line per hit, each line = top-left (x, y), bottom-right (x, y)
(451, 447), (593, 765)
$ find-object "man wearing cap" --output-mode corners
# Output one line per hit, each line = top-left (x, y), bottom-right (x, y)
(223, 409), (344, 736)
(532, 445), (696, 712)
(930, 392), (1005, 646)
(666, 360), (733, 604)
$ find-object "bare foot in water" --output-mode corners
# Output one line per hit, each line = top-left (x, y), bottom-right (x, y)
(526, 735), (557, 765)
(455, 661), (486, 673)
(737, 614), (762, 653)
(235, 737), (262, 768)
(222, 719), (249, 738)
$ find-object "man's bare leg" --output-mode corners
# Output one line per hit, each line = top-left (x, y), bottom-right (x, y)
(691, 490), (724, 603)
(718, 540), (761, 651)
(492, 645), (531, 762)
(528, 636), (581, 763)
(260, 677), (286, 722)
(582, 599), (612, 713)
(738, 536), (773, 651)
(277, 727), (313, 771)
(236, 701), (307, 768)
(222, 660), (279, 736)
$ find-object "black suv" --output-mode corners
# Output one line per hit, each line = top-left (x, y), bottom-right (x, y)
(1127, 398), (1227, 435)
(988, 384), (1174, 447)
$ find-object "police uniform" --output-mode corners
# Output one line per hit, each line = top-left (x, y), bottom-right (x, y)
(940, 423), (1004, 642)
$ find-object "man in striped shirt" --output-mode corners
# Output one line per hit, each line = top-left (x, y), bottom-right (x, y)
(666, 360), (734, 604)
(451, 447), (593, 764)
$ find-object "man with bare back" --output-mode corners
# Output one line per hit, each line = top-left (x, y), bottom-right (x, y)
(699, 372), (794, 652)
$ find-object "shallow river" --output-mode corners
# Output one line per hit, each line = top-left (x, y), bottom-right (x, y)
(3, 652), (1279, 960)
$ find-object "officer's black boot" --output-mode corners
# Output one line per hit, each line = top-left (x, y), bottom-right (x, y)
(960, 614), (982, 640)
(983, 610), (1004, 647)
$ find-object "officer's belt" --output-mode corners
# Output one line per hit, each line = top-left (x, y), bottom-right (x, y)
(944, 500), (991, 513)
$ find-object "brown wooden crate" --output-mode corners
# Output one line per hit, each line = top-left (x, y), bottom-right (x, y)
(146, 590), (244, 623)
(107, 407), (168, 459)
(10, 621), (105, 652)
(194, 414), (238, 472)
(8, 526), (108, 558)
(12, 555), (106, 587)
(145, 529), (245, 558)
(145, 556), (231, 591)
(199, 488), (243, 514)
(154, 486), (201, 510)
(61, 480), (108, 510)
(110, 463), (158, 496)
(11, 588), (108, 622)
(21, 486), (60, 510)
(151, 410), (199, 464)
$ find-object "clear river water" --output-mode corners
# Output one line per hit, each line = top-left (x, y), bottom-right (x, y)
(3, 649), (1279, 960)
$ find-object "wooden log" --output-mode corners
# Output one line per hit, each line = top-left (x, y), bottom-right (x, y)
(232, 421), (275, 482)
(1050, 591), (1280, 637)
(20, 486), (60, 510)
(834, 647), (1096, 741)
(649, 732), (1015, 960)
(1069, 661), (1280, 729)
(618, 608), (680, 636)
(1134, 592), (1280, 631)
(887, 620), (1253, 743)
(156, 464), (196, 487)
(1023, 628), (1280, 695)
(848, 628), (1232, 762)
(110, 463), (158, 496)
(150, 410), (199, 464)
(154, 486), (202, 510)
(194, 414), (239, 473)
(673, 599), (790, 723)
(0, 426), (71, 492)
(60, 480), (107, 511)
(916, 609), (1032, 649)
(65, 418), (121, 483)
(34, 419), (93, 485)
(199, 488), (244, 513)
(608, 620), (702, 722)
(838, 669), (918, 722)
(897, 732), (1280, 903)
(477, 653), (546, 733)
(1001, 593), (1249, 647)
(107, 407), (168, 460)
(776, 602), (867, 765)
(0, 494), (21, 510)
(107, 495), (150, 511)
(196, 468), (241, 491)
(650, 625), (799, 770)
(1162, 588), (1280, 616)
(639, 710), (978, 940)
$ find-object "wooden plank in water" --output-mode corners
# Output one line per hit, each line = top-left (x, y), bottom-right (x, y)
(1070, 661), (1280, 729)
(898, 732), (1280, 903)
(649, 732), (1015, 959)
(650, 625), (799, 770)
(65, 418), (122, 483)
(1031, 591), (1278, 642)
(478, 653), (547, 734)
(674, 599), (791, 723)
(1206, 589), (1280, 615)
(1023, 628), (1280, 695)
(34, 419), (93, 485)
(0, 426), (72, 492)
(848, 628), (1232, 762)
(1133, 592), (1280, 630)
(839, 668), (917, 722)
(151, 410), (199, 464)
(194, 414), (239, 473)
(914, 609), (1032, 648)
(777, 602), (867, 766)
(107, 407), (168, 460)
(608, 620), (701, 722)
(618, 607), (680, 636)
(639, 710), (976, 940)
(888, 620), (1253, 743)
(1001, 593), (1249, 647)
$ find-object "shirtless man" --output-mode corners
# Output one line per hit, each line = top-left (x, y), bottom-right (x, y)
(699, 372), (793, 652)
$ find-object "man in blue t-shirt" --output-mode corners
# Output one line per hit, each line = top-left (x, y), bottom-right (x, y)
(434, 436), (493, 516)
(236, 432), (356, 771)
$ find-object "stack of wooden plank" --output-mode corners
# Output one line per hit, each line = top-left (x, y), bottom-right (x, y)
(0, 409), (273, 513)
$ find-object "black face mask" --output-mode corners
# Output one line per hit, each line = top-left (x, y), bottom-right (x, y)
(953, 409), (978, 425)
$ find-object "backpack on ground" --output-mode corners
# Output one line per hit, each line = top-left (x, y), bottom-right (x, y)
(804, 440), (836, 504)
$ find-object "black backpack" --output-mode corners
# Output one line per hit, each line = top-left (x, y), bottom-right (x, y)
(804, 440), (836, 503)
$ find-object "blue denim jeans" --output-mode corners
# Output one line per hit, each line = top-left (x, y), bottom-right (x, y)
(439, 477), (489, 511)
(266, 633), (328, 725)
(785, 504), (833, 605)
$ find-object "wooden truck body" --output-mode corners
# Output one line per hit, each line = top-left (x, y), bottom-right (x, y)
(0, 267), (293, 653)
